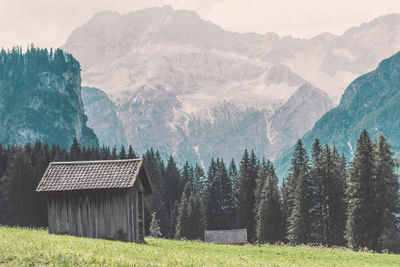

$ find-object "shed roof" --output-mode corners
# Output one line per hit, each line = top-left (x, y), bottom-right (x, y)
(36, 159), (152, 193)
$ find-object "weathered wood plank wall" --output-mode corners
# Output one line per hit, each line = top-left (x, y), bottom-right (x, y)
(47, 188), (139, 242)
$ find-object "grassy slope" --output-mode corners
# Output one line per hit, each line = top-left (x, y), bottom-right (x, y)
(0, 226), (399, 266)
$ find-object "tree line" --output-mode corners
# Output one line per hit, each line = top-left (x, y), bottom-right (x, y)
(280, 130), (399, 252)
(0, 130), (399, 253)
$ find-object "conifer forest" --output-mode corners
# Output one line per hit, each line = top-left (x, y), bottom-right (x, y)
(0, 130), (398, 253)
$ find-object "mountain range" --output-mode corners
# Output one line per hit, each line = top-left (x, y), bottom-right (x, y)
(276, 51), (400, 177)
(61, 6), (400, 167)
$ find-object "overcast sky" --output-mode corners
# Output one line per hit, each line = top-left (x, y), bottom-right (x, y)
(2, 0), (400, 49)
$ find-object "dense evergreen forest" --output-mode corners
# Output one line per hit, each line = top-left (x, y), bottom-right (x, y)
(0, 131), (399, 253)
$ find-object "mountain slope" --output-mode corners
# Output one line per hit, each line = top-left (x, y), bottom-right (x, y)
(62, 7), (400, 165)
(84, 83), (332, 166)
(81, 87), (126, 147)
(267, 84), (333, 156)
(276, 51), (400, 178)
(63, 8), (400, 103)
(0, 48), (98, 148)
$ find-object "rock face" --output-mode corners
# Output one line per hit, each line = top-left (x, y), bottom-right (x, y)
(63, 8), (400, 103)
(82, 84), (332, 167)
(276, 51), (400, 178)
(81, 87), (127, 147)
(267, 84), (333, 157)
(62, 6), (400, 164)
(0, 48), (98, 148)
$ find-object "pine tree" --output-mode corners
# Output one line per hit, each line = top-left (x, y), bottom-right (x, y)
(187, 191), (205, 240)
(164, 155), (183, 237)
(327, 146), (347, 246)
(0, 143), (8, 178)
(218, 159), (235, 229)
(69, 137), (81, 161)
(181, 161), (194, 186)
(228, 159), (238, 193)
(175, 183), (192, 239)
(345, 130), (378, 250)
(127, 145), (136, 159)
(286, 139), (312, 244)
(281, 178), (290, 241)
(111, 146), (118, 160)
(254, 158), (271, 215)
(204, 158), (235, 230)
(143, 149), (168, 237)
(374, 134), (400, 252)
(256, 164), (284, 243)
(150, 212), (162, 238)
(310, 138), (324, 243)
(165, 155), (183, 207)
(193, 164), (205, 194)
(0, 146), (35, 226)
(235, 150), (258, 241)
(119, 145), (127, 159)
(100, 146), (111, 160)
(203, 158), (219, 229)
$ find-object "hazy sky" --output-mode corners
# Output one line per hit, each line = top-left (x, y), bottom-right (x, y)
(2, 0), (400, 49)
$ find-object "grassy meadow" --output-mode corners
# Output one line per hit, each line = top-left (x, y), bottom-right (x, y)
(0, 226), (399, 266)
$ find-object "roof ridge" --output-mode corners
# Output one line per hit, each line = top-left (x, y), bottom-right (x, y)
(50, 158), (143, 165)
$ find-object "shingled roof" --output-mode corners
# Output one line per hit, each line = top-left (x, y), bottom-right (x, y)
(36, 159), (152, 193)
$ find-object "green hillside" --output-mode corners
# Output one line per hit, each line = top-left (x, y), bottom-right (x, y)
(276, 51), (400, 178)
(1, 226), (399, 266)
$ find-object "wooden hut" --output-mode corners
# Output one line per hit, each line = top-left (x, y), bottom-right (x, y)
(36, 159), (152, 243)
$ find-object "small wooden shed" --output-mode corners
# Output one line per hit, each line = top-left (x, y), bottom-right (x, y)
(36, 159), (152, 243)
(204, 229), (247, 244)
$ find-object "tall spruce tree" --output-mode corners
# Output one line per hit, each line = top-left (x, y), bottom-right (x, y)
(111, 146), (118, 160)
(193, 164), (205, 194)
(69, 137), (81, 161)
(175, 183), (192, 239)
(203, 158), (234, 229)
(228, 159), (238, 193)
(254, 158), (271, 214)
(318, 145), (347, 246)
(127, 145), (136, 159)
(181, 161), (194, 186)
(345, 130), (378, 250)
(235, 150), (258, 241)
(143, 149), (168, 236)
(175, 183), (205, 240)
(119, 145), (127, 159)
(218, 159), (235, 229)
(100, 146), (111, 160)
(286, 139), (313, 244)
(255, 164), (284, 243)
(327, 146), (347, 246)
(164, 155), (183, 237)
(204, 158), (218, 229)
(374, 134), (400, 252)
(187, 191), (205, 240)
(0, 146), (35, 226)
(310, 138), (324, 243)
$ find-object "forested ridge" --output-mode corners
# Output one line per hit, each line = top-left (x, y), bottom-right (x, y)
(0, 130), (399, 253)
(0, 47), (98, 148)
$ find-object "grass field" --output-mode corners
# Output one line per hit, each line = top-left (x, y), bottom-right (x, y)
(0, 226), (399, 266)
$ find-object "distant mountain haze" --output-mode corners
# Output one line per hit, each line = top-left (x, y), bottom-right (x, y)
(61, 6), (400, 166)
(81, 87), (127, 147)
